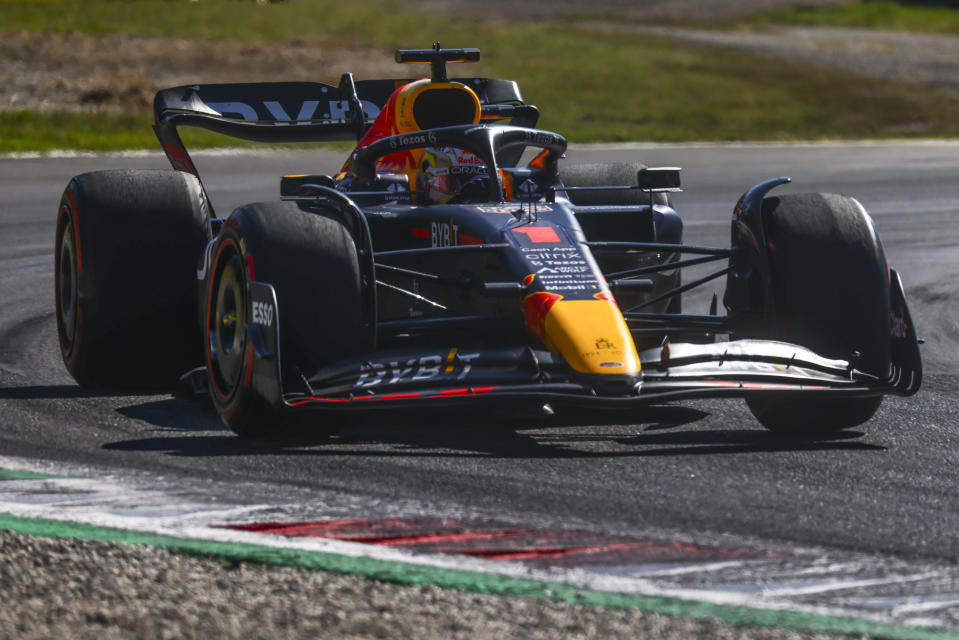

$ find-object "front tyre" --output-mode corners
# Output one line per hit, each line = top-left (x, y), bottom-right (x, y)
(205, 202), (365, 439)
(744, 193), (890, 433)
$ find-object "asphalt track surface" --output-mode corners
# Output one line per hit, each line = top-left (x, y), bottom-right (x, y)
(1, 142), (958, 573)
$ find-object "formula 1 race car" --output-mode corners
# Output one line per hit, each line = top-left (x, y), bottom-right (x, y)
(54, 45), (922, 438)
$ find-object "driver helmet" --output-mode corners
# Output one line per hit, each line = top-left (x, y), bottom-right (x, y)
(417, 147), (488, 204)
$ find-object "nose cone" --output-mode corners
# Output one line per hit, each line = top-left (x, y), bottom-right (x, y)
(522, 294), (640, 376)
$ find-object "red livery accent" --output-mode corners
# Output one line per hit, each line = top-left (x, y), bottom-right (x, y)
(207, 239), (239, 402)
(64, 189), (83, 271)
(512, 226), (561, 244)
(242, 342), (254, 389)
(373, 392), (422, 401)
(288, 385), (499, 406)
(429, 386), (496, 397)
(245, 253), (256, 282)
(521, 291), (562, 340)
(159, 141), (198, 176)
(592, 290), (619, 309)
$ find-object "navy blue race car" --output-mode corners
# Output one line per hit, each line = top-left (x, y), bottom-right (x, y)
(54, 46), (922, 437)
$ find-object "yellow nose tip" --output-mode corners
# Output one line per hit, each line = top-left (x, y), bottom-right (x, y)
(542, 299), (640, 375)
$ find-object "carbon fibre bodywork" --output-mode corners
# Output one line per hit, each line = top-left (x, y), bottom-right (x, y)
(167, 47), (920, 430)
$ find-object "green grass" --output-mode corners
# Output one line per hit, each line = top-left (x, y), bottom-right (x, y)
(749, 0), (959, 34)
(3, 0), (959, 152)
(0, 0), (436, 43)
(1, 111), (154, 152)
(0, 110), (307, 153)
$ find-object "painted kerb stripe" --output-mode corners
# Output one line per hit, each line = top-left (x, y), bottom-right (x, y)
(0, 469), (62, 481)
(0, 512), (953, 640)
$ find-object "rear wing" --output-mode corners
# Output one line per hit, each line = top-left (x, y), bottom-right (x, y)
(153, 75), (533, 176)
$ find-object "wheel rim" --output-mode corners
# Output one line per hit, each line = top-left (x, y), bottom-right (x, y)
(56, 216), (78, 349)
(209, 251), (247, 399)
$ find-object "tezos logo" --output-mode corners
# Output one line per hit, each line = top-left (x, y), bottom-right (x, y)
(389, 131), (438, 150)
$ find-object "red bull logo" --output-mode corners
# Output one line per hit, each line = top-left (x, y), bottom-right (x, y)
(521, 291), (563, 342)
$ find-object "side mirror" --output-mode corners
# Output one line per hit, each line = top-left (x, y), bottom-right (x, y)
(636, 167), (682, 193)
(280, 174), (335, 197)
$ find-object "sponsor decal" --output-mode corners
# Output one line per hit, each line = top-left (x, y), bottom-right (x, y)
(600, 362), (624, 368)
(524, 130), (561, 146)
(516, 179), (541, 201)
(449, 165), (487, 176)
(521, 247), (600, 293)
(426, 165), (487, 178)
(595, 338), (616, 350)
(512, 227), (562, 244)
(354, 348), (480, 388)
(523, 248), (584, 264)
(384, 183), (408, 201)
(477, 205), (550, 214)
(264, 100), (319, 121)
(890, 305), (909, 339)
(521, 292), (563, 340)
(431, 219), (459, 247)
(522, 273), (536, 287)
(456, 151), (484, 165)
(206, 99), (380, 122)
(388, 131), (438, 150)
(581, 344), (627, 360)
(251, 301), (274, 327)
(537, 265), (588, 274)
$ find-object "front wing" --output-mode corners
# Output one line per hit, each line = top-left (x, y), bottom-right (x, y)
(244, 284), (918, 415)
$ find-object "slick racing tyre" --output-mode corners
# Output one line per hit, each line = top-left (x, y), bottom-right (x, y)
(745, 193), (890, 434)
(55, 170), (212, 387)
(558, 162), (669, 207)
(205, 201), (364, 439)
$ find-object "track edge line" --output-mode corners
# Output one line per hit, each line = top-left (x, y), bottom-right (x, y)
(0, 512), (953, 640)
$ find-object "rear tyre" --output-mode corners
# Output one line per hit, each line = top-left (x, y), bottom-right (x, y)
(558, 162), (669, 207)
(744, 193), (890, 433)
(205, 201), (365, 439)
(559, 162), (680, 347)
(55, 170), (211, 387)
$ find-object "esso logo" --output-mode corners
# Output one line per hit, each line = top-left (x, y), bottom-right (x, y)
(252, 301), (274, 327)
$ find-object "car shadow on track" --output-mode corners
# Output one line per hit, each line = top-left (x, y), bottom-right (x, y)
(101, 397), (884, 459)
(115, 395), (224, 432)
(0, 384), (170, 400)
(608, 427), (880, 457)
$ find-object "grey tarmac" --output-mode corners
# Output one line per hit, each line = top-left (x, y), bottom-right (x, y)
(1, 143), (958, 637)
